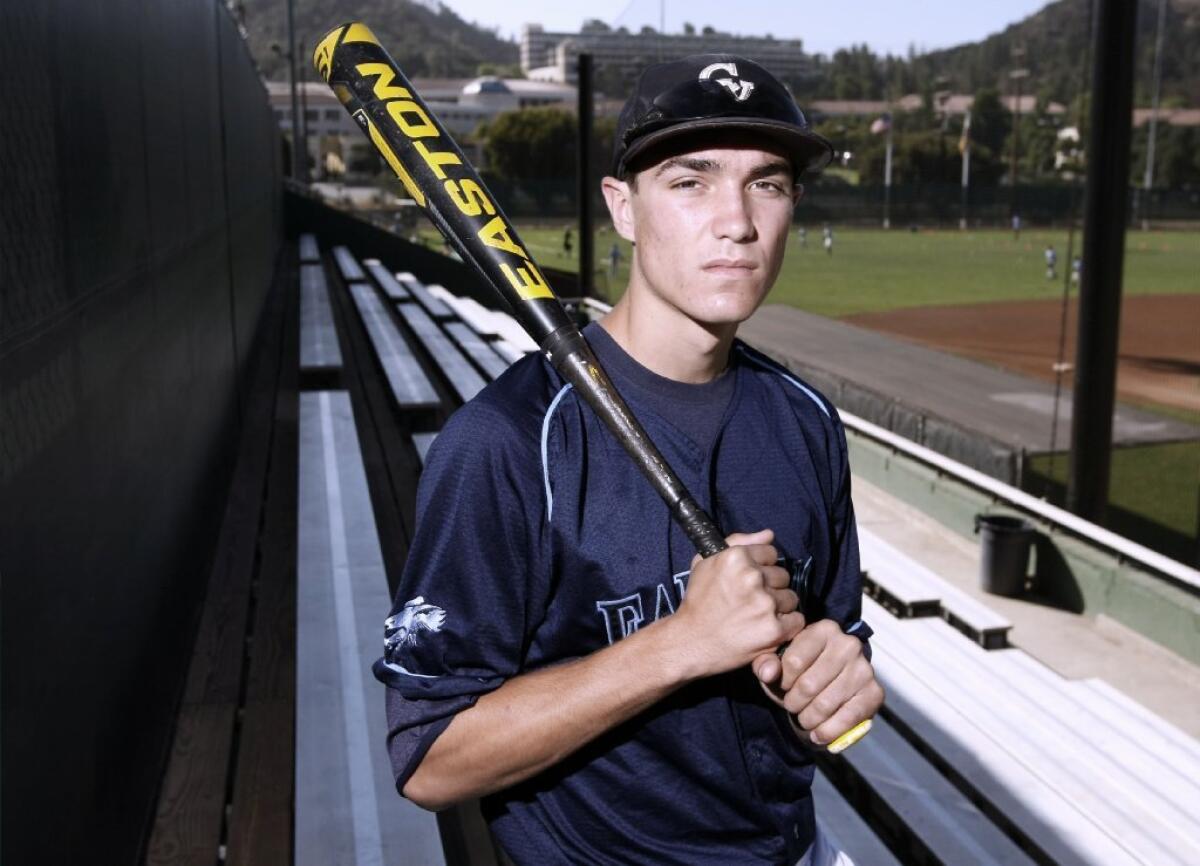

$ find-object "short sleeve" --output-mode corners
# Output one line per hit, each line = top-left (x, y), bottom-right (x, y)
(371, 398), (549, 702)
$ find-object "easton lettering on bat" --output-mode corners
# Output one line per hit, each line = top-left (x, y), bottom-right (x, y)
(316, 24), (553, 301)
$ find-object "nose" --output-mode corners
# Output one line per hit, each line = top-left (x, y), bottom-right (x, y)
(711, 184), (756, 243)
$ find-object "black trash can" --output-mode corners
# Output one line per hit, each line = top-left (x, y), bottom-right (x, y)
(974, 514), (1034, 597)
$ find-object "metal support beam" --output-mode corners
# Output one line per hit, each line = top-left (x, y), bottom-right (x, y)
(1067, 0), (1137, 523)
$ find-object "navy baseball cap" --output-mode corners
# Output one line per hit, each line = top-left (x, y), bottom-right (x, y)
(612, 54), (834, 178)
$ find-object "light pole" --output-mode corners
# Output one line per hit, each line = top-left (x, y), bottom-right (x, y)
(298, 40), (310, 183)
(960, 109), (971, 230)
(1141, 0), (1167, 230)
(284, 0), (301, 181)
(1009, 62), (1030, 226)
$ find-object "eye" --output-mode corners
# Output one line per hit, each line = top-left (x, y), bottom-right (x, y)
(749, 179), (787, 194)
(670, 177), (702, 190)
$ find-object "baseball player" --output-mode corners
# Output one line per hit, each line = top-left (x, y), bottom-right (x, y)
(375, 54), (882, 865)
(1045, 244), (1057, 280)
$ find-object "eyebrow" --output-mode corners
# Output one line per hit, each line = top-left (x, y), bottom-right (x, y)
(653, 156), (720, 177)
(653, 156), (794, 182)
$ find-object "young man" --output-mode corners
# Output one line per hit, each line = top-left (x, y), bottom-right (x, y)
(375, 55), (882, 865)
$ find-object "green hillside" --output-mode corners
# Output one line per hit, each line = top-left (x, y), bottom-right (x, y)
(239, 0), (518, 79)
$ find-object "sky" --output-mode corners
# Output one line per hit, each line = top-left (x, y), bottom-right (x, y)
(439, 0), (1052, 58)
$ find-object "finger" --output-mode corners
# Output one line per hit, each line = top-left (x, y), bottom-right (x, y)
(780, 622), (859, 692)
(777, 630), (828, 694)
(809, 683), (884, 748)
(760, 564), (791, 589)
(794, 662), (863, 731)
(782, 639), (854, 712)
(768, 588), (799, 615)
(776, 611), (806, 642)
(752, 652), (781, 686)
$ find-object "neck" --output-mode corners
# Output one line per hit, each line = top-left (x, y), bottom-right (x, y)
(599, 280), (737, 384)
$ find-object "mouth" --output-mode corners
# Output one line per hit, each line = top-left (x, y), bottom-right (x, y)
(702, 258), (758, 277)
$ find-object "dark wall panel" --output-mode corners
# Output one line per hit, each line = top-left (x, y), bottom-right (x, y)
(0, 1), (282, 862)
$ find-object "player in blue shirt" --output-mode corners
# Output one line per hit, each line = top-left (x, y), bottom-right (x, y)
(375, 54), (883, 865)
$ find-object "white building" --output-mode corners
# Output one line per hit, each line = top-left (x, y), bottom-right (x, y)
(266, 77), (576, 176)
(521, 23), (813, 85)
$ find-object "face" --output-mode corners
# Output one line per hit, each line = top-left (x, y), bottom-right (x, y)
(603, 139), (800, 327)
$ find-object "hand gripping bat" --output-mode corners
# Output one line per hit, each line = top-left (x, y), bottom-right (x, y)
(313, 22), (870, 754)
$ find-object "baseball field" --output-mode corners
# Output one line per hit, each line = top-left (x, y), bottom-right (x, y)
(416, 224), (1199, 552)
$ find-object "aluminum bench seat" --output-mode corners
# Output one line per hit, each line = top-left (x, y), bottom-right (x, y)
(347, 283), (439, 412)
(332, 245), (366, 282)
(296, 391), (445, 865)
(859, 526), (1012, 647)
(300, 264), (342, 375)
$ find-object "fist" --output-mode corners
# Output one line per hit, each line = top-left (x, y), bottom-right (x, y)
(752, 619), (884, 747)
(672, 529), (806, 678)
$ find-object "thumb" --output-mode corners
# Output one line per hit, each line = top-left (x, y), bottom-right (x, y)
(725, 528), (774, 548)
(752, 652), (781, 685)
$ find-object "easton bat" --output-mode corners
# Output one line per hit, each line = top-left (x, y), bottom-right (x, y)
(313, 22), (870, 753)
(313, 22), (726, 557)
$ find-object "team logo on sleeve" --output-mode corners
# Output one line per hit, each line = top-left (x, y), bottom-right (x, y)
(383, 596), (447, 666)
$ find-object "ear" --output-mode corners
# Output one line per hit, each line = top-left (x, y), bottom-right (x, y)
(601, 176), (636, 243)
(791, 183), (806, 208)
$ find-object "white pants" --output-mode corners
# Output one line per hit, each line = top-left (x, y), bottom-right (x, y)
(796, 825), (857, 866)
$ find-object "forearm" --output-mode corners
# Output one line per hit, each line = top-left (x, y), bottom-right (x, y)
(404, 616), (696, 810)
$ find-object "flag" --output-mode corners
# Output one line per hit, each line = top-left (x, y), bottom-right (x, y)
(958, 110), (972, 155)
(870, 113), (892, 135)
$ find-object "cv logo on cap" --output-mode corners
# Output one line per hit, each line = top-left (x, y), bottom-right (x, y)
(698, 62), (755, 102)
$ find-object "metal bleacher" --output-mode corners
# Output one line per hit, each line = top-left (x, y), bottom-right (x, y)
(296, 390), (445, 865)
(395, 271), (454, 320)
(299, 232), (321, 263)
(299, 263), (343, 380)
(167, 234), (1198, 866)
(864, 593), (1200, 865)
(347, 282), (440, 414)
(363, 259), (411, 301)
(391, 296), (488, 404)
(859, 526), (1013, 648)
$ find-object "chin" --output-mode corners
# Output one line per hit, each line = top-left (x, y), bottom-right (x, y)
(690, 290), (766, 325)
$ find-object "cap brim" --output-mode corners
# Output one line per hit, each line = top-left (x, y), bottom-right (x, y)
(617, 117), (834, 178)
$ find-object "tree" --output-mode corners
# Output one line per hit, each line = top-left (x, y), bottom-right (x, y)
(479, 108), (577, 183)
(683, 22), (696, 36)
(971, 87), (1010, 155)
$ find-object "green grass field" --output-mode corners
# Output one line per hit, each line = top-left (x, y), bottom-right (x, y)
(414, 223), (1199, 557)
(493, 225), (1200, 317)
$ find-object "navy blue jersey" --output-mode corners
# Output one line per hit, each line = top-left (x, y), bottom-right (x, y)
(374, 331), (866, 865)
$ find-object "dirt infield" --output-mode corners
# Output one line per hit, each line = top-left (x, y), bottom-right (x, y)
(846, 294), (1200, 414)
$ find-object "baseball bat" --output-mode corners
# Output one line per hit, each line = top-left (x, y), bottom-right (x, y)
(313, 21), (726, 557)
(313, 22), (870, 753)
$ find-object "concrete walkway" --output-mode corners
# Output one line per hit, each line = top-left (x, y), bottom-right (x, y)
(852, 474), (1200, 738)
(742, 305), (1200, 453)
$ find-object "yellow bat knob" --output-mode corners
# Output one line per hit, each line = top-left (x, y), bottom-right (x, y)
(827, 719), (872, 755)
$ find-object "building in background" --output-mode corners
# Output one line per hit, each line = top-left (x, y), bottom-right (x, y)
(267, 76), (577, 177)
(521, 22), (813, 87)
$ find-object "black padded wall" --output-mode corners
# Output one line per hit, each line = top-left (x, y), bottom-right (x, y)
(0, 1), (282, 861)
